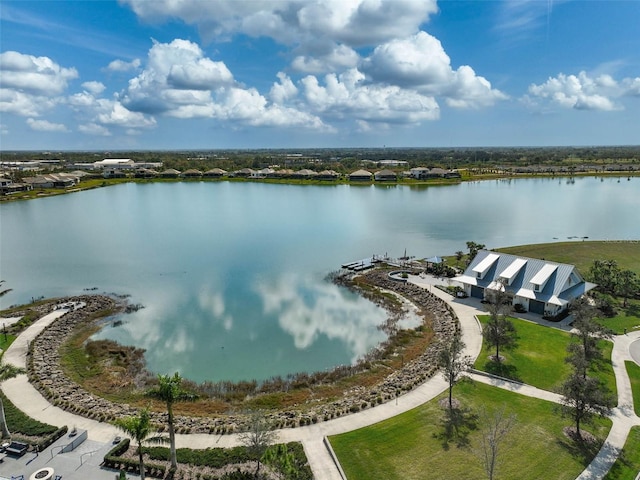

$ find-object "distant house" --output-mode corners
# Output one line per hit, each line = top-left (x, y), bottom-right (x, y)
(134, 168), (158, 178)
(409, 167), (460, 179)
(232, 168), (255, 178)
(0, 177), (33, 195)
(374, 169), (397, 181)
(293, 169), (318, 179)
(349, 169), (373, 181)
(160, 169), (181, 178)
(181, 169), (203, 178)
(204, 168), (227, 178)
(409, 167), (431, 179)
(23, 173), (82, 188)
(317, 170), (339, 180)
(251, 168), (276, 179)
(454, 250), (595, 316)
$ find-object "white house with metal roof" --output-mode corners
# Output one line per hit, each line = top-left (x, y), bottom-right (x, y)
(454, 249), (596, 316)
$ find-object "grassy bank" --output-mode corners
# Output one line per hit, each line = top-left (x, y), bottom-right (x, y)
(496, 241), (640, 276)
(330, 381), (611, 480)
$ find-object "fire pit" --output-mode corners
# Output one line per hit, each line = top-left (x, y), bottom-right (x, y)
(30, 467), (54, 480)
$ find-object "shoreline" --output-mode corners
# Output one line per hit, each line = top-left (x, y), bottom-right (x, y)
(2, 170), (638, 204)
(16, 268), (460, 434)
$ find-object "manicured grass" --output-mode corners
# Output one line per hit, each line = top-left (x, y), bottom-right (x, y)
(475, 315), (571, 390)
(626, 361), (640, 417)
(596, 302), (640, 335)
(603, 426), (640, 480)
(330, 381), (611, 480)
(496, 241), (640, 276)
(474, 316), (616, 396)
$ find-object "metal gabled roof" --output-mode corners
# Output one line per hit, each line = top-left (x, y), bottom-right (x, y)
(458, 249), (589, 303)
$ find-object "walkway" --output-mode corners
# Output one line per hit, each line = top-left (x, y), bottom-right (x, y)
(2, 280), (639, 480)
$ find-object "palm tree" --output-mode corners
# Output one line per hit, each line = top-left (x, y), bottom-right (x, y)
(146, 372), (197, 470)
(0, 280), (11, 299)
(0, 364), (25, 439)
(113, 409), (164, 480)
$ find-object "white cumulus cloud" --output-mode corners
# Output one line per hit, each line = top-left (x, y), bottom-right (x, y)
(78, 123), (112, 136)
(301, 68), (440, 124)
(361, 32), (507, 108)
(106, 58), (141, 72)
(119, 38), (328, 129)
(527, 71), (639, 111)
(97, 101), (157, 128)
(0, 51), (75, 117)
(26, 118), (68, 132)
(81, 81), (106, 95)
(0, 51), (78, 95)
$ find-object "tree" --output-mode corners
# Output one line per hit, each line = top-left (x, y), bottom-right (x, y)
(560, 370), (613, 441)
(569, 297), (612, 375)
(466, 241), (486, 265)
(438, 336), (471, 411)
(0, 280), (11, 299)
(113, 408), (165, 480)
(455, 250), (465, 266)
(146, 372), (197, 470)
(589, 259), (620, 296)
(478, 406), (516, 480)
(615, 269), (639, 308)
(0, 364), (26, 439)
(484, 283), (517, 364)
(239, 410), (278, 478)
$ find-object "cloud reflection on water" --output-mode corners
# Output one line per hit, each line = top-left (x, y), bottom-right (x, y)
(254, 273), (388, 363)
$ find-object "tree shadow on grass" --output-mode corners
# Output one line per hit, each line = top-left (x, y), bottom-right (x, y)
(483, 360), (522, 383)
(555, 427), (604, 466)
(433, 404), (479, 451)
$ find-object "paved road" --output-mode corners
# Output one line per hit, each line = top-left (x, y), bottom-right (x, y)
(2, 280), (639, 480)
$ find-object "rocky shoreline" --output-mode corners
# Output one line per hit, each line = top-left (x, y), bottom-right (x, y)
(25, 270), (459, 433)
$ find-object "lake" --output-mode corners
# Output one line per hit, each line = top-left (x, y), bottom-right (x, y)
(1, 176), (638, 382)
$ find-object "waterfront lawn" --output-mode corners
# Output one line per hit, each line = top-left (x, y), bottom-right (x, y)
(626, 361), (640, 417)
(603, 427), (640, 480)
(330, 381), (611, 480)
(496, 241), (640, 276)
(475, 316), (616, 395)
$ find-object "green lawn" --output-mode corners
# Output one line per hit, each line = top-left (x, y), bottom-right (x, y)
(496, 241), (640, 276)
(603, 426), (640, 480)
(626, 361), (640, 417)
(330, 381), (611, 480)
(474, 316), (616, 397)
(596, 302), (640, 335)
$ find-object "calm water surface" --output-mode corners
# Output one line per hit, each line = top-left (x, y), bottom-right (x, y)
(1, 177), (638, 382)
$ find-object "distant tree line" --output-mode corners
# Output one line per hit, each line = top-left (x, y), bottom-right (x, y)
(2, 146), (639, 175)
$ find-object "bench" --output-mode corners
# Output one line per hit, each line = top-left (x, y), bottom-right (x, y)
(5, 441), (28, 457)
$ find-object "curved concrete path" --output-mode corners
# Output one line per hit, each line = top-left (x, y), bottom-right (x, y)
(2, 282), (640, 480)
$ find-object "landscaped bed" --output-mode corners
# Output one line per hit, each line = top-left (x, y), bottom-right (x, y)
(104, 438), (312, 480)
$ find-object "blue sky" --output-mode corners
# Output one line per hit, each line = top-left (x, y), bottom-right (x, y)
(1, 0), (639, 150)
